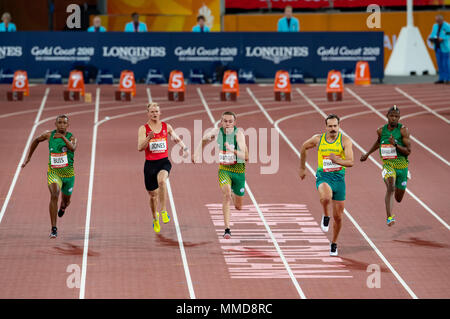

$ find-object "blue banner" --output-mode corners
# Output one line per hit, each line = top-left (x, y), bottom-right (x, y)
(0, 32), (384, 80)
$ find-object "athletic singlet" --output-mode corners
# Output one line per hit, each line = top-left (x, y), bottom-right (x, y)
(48, 130), (75, 177)
(145, 122), (169, 161)
(317, 132), (345, 177)
(379, 123), (408, 169)
(217, 126), (245, 173)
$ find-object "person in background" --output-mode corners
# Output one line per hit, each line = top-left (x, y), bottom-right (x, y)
(277, 6), (299, 32)
(192, 15), (210, 32)
(87, 16), (106, 32)
(429, 15), (450, 84)
(124, 12), (148, 32)
(0, 12), (17, 32)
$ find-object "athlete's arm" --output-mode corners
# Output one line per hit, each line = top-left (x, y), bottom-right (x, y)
(137, 125), (154, 152)
(227, 129), (248, 162)
(167, 123), (189, 158)
(53, 133), (77, 152)
(396, 126), (411, 156)
(191, 127), (219, 163)
(22, 130), (51, 168)
(360, 127), (382, 162)
(299, 134), (320, 180)
(331, 135), (354, 167)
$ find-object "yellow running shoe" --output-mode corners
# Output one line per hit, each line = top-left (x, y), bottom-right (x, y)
(153, 212), (160, 233)
(161, 210), (170, 224)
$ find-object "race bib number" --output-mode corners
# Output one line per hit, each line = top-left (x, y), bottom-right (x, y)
(219, 150), (237, 165)
(149, 138), (167, 153)
(322, 155), (342, 172)
(381, 144), (397, 159)
(50, 152), (68, 168)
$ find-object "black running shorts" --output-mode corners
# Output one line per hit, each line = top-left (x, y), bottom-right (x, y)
(144, 157), (172, 191)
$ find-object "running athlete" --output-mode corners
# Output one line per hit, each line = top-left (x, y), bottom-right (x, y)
(360, 105), (411, 226)
(299, 114), (354, 256)
(191, 111), (248, 239)
(22, 115), (77, 238)
(138, 102), (189, 233)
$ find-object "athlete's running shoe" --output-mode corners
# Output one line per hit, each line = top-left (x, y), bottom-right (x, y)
(58, 207), (66, 218)
(321, 215), (330, 232)
(387, 215), (395, 227)
(161, 210), (170, 224)
(223, 228), (231, 239)
(153, 212), (160, 233)
(49, 227), (58, 239)
(330, 242), (338, 256)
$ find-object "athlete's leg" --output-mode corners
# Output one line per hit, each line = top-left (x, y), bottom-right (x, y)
(331, 200), (345, 243)
(232, 194), (243, 210)
(384, 176), (395, 219)
(148, 189), (159, 219)
(318, 182), (333, 217)
(395, 188), (406, 203)
(59, 193), (71, 213)
(157, 170), (169, 212)
(48, 183), (60, 228)
(221, 184), (233, 229)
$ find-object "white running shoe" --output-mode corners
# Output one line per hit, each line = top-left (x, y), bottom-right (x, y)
(330, 243), (338, 256)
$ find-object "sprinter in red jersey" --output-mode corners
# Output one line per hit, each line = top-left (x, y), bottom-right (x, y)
(138, 102), (189, 233)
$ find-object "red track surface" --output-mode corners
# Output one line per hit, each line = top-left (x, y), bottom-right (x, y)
(0, 82), (449, 299)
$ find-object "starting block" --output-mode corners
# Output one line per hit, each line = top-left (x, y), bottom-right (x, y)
(221, 70), (239, 101)
(326, 70), (343, 102)
(64, 70), (85, 101)
(7, 70), (29, 101)
(274, 70), (291, 101)
(115, 70), (136, 101)
(168, 70), (185, 101)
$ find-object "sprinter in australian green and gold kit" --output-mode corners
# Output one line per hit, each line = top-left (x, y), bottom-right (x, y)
(360, 105), (412, 227)
(22, 115), (78, 238)
(299, 114), (354, 257)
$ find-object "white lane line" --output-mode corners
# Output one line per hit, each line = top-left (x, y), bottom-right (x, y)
(346, 87), (450, 166)
(248, 87), (419, 299)
(0, 87), (50, 224)
(147, 88), (196, 299)
(395, 87), (450, 124)
(79, 87), (100, 299)
(296, 87), (449, 231)
(199, 87), (307, 299)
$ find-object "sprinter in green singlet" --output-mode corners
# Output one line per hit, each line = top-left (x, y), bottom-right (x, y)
(22, 115), (78, 238)
(360, 105), (411, 227)
(192, 111), (248, 239)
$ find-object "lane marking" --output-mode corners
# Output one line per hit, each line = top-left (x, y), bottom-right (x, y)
(0, 87), (50, 224)
(395, 87), (450, 124)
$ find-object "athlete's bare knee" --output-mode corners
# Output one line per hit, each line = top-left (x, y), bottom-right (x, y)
(234, 202), (242, 210)
(158, 179), (166, 189)
(320, 197), (331, 206)
(50, 191), (59, 201)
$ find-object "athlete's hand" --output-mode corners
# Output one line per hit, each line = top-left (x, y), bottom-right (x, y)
(224, 142), (235, 152)
(53, 133), (65, 139)
(182, 148), (190, 159)
(328, 153), (338, 163)
(360, 153), (369, 162)
(299, 168), (306, 180)
(21, 159), (30, 168)
(191, 153), (197, 164)
(146, 131), (155, 140)
(388, 135), (396, 145)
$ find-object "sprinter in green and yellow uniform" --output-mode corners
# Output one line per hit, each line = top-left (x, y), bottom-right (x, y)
(361, 105), (411, 227)
(299, 114), (354, 257)
(192, 111), (248, 239)
(22, 115), (78, 238)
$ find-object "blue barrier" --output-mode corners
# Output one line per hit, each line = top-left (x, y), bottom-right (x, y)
(0, 32), (384, 80)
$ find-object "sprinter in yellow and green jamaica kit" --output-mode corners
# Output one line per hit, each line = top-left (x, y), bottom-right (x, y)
(299, 114), (354, 257)
(22, 115), (78, 238)
(360, 105), (412, 227)
(191, 111), (248, 240)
